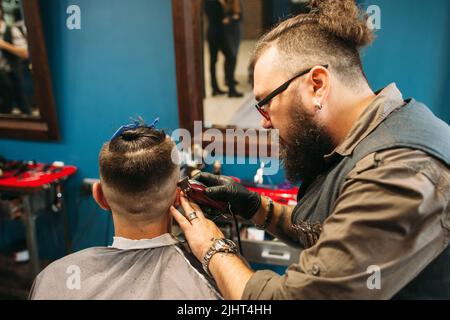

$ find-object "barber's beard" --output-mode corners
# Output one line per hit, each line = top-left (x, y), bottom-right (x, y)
(280, 101), (335, 184)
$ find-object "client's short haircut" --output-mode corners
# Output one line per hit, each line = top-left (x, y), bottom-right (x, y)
(99, 127), (179, 220)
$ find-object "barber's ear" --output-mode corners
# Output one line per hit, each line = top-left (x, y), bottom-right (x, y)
(310, 66), (330, 104)
(92, 182), (111, 211)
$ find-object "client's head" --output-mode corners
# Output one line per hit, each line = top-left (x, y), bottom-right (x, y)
(93, 127), (179, 225)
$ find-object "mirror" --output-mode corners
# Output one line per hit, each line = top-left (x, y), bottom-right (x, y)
(0, 0), (37, 118)
(0, 0), (59, 140)
(203, 0), (263, 129)
(202, 0), (310, 129)
(172, 0), (309, 155)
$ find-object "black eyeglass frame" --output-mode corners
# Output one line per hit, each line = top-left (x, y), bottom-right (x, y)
(254, 64), (329, 120)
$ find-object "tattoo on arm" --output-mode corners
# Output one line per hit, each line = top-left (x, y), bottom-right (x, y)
(274, 204), (301, 246)
(272, 203), (323, 248)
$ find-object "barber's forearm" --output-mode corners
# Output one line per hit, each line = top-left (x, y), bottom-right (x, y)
(209, 252), (254, 300)
(251, 197), (300, 247)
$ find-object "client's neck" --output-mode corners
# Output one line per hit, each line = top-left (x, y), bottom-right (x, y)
(112, 211), (172, 240)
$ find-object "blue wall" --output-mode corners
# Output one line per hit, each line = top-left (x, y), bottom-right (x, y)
(0, 0), (179, 256)
(0, 0), (449, 257)
(361, 0), (450, 123)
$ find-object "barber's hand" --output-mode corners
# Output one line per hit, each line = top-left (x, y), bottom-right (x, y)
(193, 172), (261, 220)
(170, 195), (225, 261)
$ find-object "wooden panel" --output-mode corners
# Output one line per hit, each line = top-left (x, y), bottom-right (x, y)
(242, 0), (264, 40)
(172, 0), (204, 135)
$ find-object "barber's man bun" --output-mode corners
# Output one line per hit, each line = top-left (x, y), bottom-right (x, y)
(310, 0), (374, 48)
(252, 0), (374, 88)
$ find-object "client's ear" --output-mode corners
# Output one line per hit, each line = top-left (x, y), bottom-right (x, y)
(174, 187), (181, 207)
(92, 182), (111, 211)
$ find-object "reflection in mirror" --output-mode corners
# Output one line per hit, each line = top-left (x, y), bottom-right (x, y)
(202, 0), (310, 130)
(0, 0), (38, 119)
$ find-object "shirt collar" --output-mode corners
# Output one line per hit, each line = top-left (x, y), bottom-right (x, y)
(110, 233), (179, 250)
(325, 83), (405, 160)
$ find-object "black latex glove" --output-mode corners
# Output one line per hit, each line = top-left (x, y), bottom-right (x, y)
(192, 172), (262, 220)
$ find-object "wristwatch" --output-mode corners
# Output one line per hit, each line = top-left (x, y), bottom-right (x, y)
(202, 238), (238, 277)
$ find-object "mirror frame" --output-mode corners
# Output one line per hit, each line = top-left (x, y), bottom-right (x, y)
(0, 0), (59, 141)
(172, 0), (274, 157)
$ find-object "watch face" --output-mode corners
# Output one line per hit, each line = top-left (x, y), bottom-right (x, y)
(211, 239), (237, 253)
(214, 240), (224, 250)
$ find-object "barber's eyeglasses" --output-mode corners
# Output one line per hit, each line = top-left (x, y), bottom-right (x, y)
(254, 64), (329, 121)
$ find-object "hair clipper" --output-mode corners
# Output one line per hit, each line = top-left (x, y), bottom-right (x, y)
(177, 177), (229, 213)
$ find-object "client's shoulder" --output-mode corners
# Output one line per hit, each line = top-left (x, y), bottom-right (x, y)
(30, 247), (117, 299)
(38, 247), (115, 275)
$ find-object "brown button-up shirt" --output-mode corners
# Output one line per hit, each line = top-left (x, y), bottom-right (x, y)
(243, 84), (450, 299)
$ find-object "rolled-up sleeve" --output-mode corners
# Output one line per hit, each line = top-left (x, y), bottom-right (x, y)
(242, 148), (450, 299)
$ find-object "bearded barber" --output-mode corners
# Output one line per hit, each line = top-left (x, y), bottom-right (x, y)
(171, 0), (450, 300)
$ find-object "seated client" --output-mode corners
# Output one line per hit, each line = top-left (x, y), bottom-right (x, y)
(30, 126), (221, 300)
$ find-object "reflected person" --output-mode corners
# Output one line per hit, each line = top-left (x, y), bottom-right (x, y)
(205, 0), (227, 96)
(221, 0), (243, 98)
(0, 5), (31, 115)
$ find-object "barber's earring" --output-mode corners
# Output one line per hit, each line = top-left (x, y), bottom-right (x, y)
(313, 98), (323, 112)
